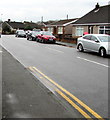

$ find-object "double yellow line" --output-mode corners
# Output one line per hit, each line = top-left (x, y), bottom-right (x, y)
(29, 66), (104, 120)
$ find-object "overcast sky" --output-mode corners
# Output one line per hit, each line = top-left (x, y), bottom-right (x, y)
(0, 0), (109, 22)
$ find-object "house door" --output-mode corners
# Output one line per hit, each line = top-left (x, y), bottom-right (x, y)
(53, 27), (57, 35)
(88, 26), (93, 34)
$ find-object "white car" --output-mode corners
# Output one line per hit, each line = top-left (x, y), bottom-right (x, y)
(77, 34), (110, 57)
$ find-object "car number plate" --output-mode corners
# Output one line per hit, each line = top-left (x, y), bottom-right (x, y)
(49, 39), (53, 41)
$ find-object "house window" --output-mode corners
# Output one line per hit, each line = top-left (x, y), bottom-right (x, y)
(58, 27), (63, 34)
(99, 26), (110, 35)
(76, 27), (84, 36)
(48, 27), (53, 33)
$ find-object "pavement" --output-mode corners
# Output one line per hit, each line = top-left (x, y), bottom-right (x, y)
(0, 46), (2, 120)
(2, 46), (76, 119)
(56, 41), (77, 48)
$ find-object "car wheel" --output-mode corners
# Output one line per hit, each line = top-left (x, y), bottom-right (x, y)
(100, 48), (106, 57)
(36, 38), (39, 42)
(41, 39), (44, 43)
(78, 44), (84, 52)
(29, 37), (32, 41)
(27, 37), (29, 40)
(53, 40), (56, 44)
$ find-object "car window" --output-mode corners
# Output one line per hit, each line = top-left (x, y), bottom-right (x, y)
(83, 35), (91, 40)
(90, 36), (98, 41)
(98, 35), (110, 42)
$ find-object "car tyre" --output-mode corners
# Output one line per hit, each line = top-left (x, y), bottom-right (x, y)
(27, 37), (29, 40)
(78, 44), (84, 52)
(41, 39), (44, 43)
(36, 38), (39, 42)
(29, 37), (32, 41)
(100, 48), (106, 57)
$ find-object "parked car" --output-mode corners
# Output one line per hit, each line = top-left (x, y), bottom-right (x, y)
(77, 34), (110, 57)
(25, 30), (32, 36)
(37, 31), (56, 43)
(27, 31), (40, 41)
(15, 30), (26, 38)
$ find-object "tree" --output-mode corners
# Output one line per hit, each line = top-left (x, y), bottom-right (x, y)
(2, 25), (11, 34)
(24, 25), (33, 30)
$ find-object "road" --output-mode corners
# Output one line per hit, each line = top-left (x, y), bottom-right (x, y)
(1, 35), (109, 119)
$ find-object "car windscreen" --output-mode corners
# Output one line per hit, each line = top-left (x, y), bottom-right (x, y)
(98, 35), (110, 42)
(18, 31), (25, 34)
(33, 32), (40, 35)
(43, 32), (52, 36)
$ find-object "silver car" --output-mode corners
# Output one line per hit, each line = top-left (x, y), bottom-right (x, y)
(77, 34), (110, 57)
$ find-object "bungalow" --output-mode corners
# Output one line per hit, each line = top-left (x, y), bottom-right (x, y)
(24, 21), (44, 30)
(44, 18), (78, 39)
(2, 19), (42, 34)
(72, 3), (110, 37)
(2, 19), (25, 33)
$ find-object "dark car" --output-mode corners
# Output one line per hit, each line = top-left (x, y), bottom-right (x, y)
(27, 31), (40, 41)
(15, 30), (26, 38)
(37, 31), (56, 43)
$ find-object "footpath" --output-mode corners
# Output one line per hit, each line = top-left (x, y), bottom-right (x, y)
(56, 41), (77, 48)
(2, 47), (76, 119)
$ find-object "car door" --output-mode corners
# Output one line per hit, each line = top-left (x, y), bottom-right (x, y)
(89, 35), (100, 52)
(82, 35), (92, 50)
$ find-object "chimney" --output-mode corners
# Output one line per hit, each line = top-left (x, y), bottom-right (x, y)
(95, 3), (100, 9)
(8, 19), (11, 22)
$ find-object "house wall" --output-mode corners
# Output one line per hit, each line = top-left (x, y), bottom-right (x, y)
(65, 24), (73, 35)
(93, 26), (99, 34)
(72, 26), (88, 37)
(72, 25), (99, 37)
(46, 24), (73, 36)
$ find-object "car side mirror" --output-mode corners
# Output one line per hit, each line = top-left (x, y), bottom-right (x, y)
(95, 39), (99, 43)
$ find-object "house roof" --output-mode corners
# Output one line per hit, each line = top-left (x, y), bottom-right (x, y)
(43, 20), (58, 25)
(6, 21), (25, 29)
(46, 18), (78, 27)
(73, 4), (109, 25)
(24, 22), (38, 28)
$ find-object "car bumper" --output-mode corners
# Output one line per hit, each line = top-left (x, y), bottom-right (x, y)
(106, 50), (110, 55)
(47, 39), (56, 43)
(18, 35), (26, 37)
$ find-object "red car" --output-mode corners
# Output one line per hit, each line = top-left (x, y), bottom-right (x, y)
(37, 31), (56, 43)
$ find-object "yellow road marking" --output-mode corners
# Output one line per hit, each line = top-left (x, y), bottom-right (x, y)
(29, 67), (57, 90)
(56, 89), (93, 120)
(29, 66), (104, 120)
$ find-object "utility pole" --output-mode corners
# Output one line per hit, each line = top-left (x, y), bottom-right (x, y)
(41, 16), (43, 23)
(67, 14), (68, 20)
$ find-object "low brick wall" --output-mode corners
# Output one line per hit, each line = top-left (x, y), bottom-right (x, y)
(56, 34), (80, 44)
(56, 37), (78, 44)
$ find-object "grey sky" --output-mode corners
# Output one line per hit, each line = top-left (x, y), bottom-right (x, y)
(0, 0), (109, 22)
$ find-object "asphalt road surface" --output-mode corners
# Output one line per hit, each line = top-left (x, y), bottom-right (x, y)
(1, 35), (109, 119)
